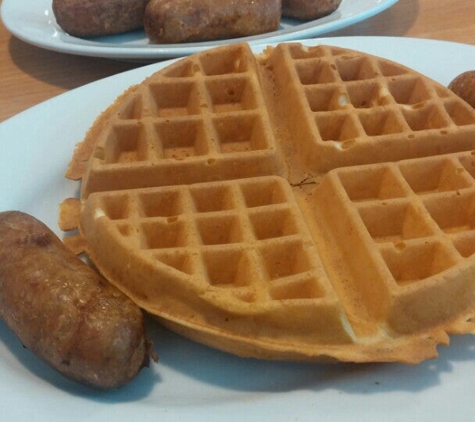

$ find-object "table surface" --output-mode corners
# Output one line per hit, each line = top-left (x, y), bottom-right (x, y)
(1, 0), (474, 124)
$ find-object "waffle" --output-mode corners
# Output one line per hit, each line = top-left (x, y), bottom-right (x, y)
(65, 42), (475, 363)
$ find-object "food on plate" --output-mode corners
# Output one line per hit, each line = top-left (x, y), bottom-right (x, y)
(52, 0), (344, 43)
(52, 0), (148, 37)
(282, 0), (342, 20)
(143, 0), (281, 43)
(64, 42), (475, 364)
(449, 70), (475, 109)
(0, 211), (153, 389)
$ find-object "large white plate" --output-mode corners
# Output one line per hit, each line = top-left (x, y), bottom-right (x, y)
(0, 0), (399, 60)
(1, 37), (475, 421)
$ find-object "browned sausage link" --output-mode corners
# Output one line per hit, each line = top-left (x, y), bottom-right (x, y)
(144, 0), (281, 44)
(449, 71), (475, 109)
(52, 0), (148, 37)
(0, 211), (151, 389)
(282, 0), (342, 20)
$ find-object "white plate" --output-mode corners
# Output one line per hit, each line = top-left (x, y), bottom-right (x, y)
(1, 0), (399, 60)
(1, 37), (475, 422)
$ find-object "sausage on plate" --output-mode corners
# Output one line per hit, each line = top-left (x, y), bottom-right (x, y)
(52, 0), (148, 37)
(144, 0), (281, 44)
(0, 211), (152, 389)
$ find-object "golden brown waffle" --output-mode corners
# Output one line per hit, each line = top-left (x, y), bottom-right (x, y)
(72, 43), (285, 195)
(65, 42), (475, 363)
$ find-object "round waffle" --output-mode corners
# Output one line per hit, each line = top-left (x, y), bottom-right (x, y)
(64, 42), (475, 363)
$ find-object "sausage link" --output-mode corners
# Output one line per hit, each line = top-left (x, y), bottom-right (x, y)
(144, 0), (281, 44)
(52, 0), (148, 37)
(0, 211), (152, 389)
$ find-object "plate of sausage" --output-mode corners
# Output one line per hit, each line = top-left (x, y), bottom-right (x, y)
(1, 36), (475, 422)
(1, 0), (399, 60)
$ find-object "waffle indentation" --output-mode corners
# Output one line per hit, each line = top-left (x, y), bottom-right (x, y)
(399, 158), (472, 194)
(358, 202), (435, 243)
(359, 110), (405, 136)
(202, 248), (252, 287)
(306, 86), (347, 112)
(141, 219), (188, 249)
(315, 113), (360, 142)
(155, 120), (209, 159)
(190, 185), (235, 212)
(101, 194), (129, 220)
(260, 240), (312, 281)
(148, 81), (202, 117)
(296, 60), (337, 85)
(206, 76), (257, 113)
(338, 166), (408, 201)
(249, 207), (298, 240)
(401, 104), (449, 131)
(346, 81), (390, 109)
(196, 214), (243, 245)
(213, 113), (270, 154)
(117, 94), (143, 120)
(139, 190), (184, 217)
(335, 56), (379, 81)
(388, 77), (431, 105)
(240, 178), (287, 207)
(381, 241), (458, 286)
(424, 192), (475, 234)
(104, 124), (148, 164)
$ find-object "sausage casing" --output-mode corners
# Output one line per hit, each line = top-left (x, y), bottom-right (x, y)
(449, 71), (475, 109)
(0, 211), (151, 389)
(52, 0), (148, 37)
(282, 0), (342, 20)
(144, 0), (281, 44)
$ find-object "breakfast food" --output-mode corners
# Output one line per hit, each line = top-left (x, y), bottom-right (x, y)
(144, 0), (281, 43)
(0, 211), (153, 389)
(449, 70), (475, 109)
(282, 0), (342, 20)
(64, 42), (475, 364)
(52, 0), (148, 37)
(52, 0), (344, 43)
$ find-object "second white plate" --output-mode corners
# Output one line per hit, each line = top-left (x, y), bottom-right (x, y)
(1, 0), (399, 60)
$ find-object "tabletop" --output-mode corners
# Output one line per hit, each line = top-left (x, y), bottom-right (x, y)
(1, 0), (474, 124)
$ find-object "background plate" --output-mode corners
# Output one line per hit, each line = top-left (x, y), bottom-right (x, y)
(1, 37), (475, 421)
(1, 0), (399, 60)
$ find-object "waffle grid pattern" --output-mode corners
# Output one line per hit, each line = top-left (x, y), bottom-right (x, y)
(268, 43), (475, 171)
(74, 43), (475, 360)
(332, 151), (475, 287)
(288, 43), (475, 138)
(83, 44), (282, 195)
(96, 176), (329, 306)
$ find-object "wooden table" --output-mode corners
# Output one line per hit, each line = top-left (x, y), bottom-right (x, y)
(1, 0), (474, 123)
